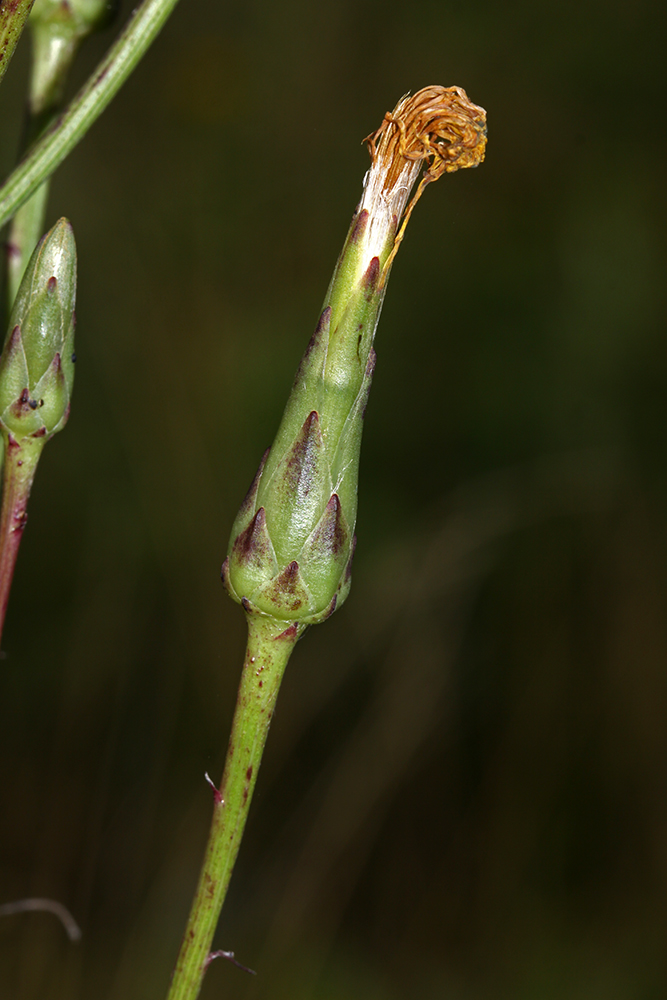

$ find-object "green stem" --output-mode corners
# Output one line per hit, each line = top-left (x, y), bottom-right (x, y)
(7, 9), (77, 305)
(0, 0), (180, 231)
(166, 615), (301, 1000)
(0, 432), (44, 645)
(6, 178), (50, 310)
(0, 0), (35, 87)
(7, 0), (101, 306)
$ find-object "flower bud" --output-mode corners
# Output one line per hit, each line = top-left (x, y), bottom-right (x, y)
(223, 86), (486, 628)
(0, 218), (77, 443)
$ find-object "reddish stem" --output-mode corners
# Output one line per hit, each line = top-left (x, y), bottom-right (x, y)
(0, 433), (44, 646)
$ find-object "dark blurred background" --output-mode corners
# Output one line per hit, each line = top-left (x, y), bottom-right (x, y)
(0, 0), (666, 997)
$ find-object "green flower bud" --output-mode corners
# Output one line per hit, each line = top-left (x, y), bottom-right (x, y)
(223, 86), (487, 628)
(0, 218), (77, 443)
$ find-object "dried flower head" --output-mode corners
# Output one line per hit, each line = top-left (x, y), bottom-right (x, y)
(365, 85), (487, 184)
(358, 85), (487, 279)
(224, 84), (487, 627)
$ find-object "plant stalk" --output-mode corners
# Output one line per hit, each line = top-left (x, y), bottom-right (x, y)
(6, 183), (49, 309)
(6, 0), (111, 306)
(0, 0), (180, 231)
(0, 432), (44, 644)
(166, 615), (301, 1000)
(0, 0), (35, 87)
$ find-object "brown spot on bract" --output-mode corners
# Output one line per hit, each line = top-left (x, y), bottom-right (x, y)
(293, 309), (330, 386)
(310, 494), (347, 559)
(233, 507), (272, 568)
(363, 257), (380, 297)
(283, 411), (322, 498)
(313, 306), (331, 341)
(349, 209), (369, 245)
(360, 349), (377, 419)
(260, 561), (309, 613)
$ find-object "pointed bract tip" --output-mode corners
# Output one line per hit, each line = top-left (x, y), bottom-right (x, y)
(313, 493), (347, 558)
(232, 507), (272, 567)
(276, 622), (300, 641)
(315, 307), (332, 336)
(236, 448), (270, 521)
(294, 309), (331, 386)
(257, 559), (309, 614)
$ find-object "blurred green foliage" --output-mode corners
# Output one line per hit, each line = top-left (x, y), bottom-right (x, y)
(0, 0), (666, 997)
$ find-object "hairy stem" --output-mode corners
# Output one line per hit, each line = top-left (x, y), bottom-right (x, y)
(166, 615), (301, 1000)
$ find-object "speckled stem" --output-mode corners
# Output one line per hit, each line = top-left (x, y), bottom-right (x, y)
(166, 615), (301, 1000)
(0, 0), (35, 87)
(0, 432), (44, 645)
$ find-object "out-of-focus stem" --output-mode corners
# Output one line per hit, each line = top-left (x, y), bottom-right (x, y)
(0, 0), (180, 231)
(166, 616), (300, 1000)
(0, 433), (44, 644)
(0, 897), (81, 940)
(7, 16), (75, 304)
(7, 179), (49, 310)
(6, 0), (117, 305)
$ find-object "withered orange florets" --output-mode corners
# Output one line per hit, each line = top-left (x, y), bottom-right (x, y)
(361, 85), (487, 280)
(365, 84), (487, 189)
